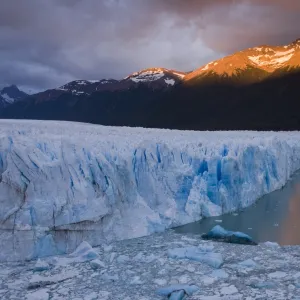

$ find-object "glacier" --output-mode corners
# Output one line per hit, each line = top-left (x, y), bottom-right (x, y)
(1, 120), (300, 261)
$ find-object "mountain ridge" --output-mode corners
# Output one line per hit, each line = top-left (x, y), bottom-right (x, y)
(2, 38), (300, 131)
(2, 38), (300, 102)
(0, 85), (28, 108)
(184, 38), (300, 84)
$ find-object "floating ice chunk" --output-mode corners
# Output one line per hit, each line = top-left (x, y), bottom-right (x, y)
(188, 251), (223, 269)
(154, 278), (168, 286)
(198, 244), (214, 252)
(168, 247), (187, 259)
(133, 252), (143, 261)
(186, 265), (195, 272)
(130, 276), (143, 285)
(293, 272), (300, 279)
(117, 255), (130, 263)
(264, 241), (280, 248)
(70, 241), (93, 257)
(238, 259), (257, 268)
(202, 225), (257, 245)
(84, 291), (110, 300)
(26, 289), (49, 300)
(33, 259), (50, 272)
(97, 291), (111, 299)
(169, 290), (186, 300)
(268, 271), (287, 279)
(90, 259), (106, 269)
(52, 242), (99, 265)
(28, 270), (78, 289)
(156, 284), (199, 296)
(84, 292), (98, 300)
(179, 274), (191, 284)
(168, 247), (223, 268)
(211, 269), (229, 279)
(101, 273), (119, 282)
(250, 281), (276, 289)
(110, 252), (116, 262)
(201, 276), (215, 285)
(134, 252), (158, 263)
(181, 236), (198, 243)
(103, 245), (113, 252)
(220, 285), (238, 295)
(144, 254), (158, 263)
(69, 241), (99, 262)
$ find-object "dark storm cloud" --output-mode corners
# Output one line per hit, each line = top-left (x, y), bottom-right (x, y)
(0, 0), (299, 92)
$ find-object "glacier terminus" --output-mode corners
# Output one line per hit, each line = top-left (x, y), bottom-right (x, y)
(1, 120), (300, 261)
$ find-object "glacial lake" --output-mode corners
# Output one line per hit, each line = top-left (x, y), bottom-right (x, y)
(175, 170), (300, 245)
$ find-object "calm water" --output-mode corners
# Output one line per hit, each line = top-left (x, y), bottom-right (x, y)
(175, 171), (300, 245)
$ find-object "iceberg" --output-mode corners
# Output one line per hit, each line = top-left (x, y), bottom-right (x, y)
(202, 225), (257, 245)
(1, 120), (300, 261)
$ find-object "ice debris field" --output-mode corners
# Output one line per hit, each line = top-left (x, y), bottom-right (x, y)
(1, 230), (300, 299)
(1, 120), (300, 262)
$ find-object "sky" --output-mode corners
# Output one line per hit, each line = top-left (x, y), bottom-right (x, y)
(1, 0), (300, 93)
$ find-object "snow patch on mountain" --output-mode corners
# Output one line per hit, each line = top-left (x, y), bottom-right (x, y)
(129, 70), (165, 82)
(165, 79), (175, 86)
(1, 93), (14, 104)
(75, 80), (89, 85)
(173, 72), (186, 79)
(125, 68), (185, 85)
(248, 51), (295, 67)
(1, 120), (300, 261)
(201, 62), (213, 71)
(0, 85), (28, 106)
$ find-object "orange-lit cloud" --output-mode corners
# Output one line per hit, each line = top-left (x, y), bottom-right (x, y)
(0, 0), (299, 91)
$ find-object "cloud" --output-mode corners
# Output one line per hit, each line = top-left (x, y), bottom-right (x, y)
(0, 0), (299, 91)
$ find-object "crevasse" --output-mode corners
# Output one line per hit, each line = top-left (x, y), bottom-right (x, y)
(1, 120), (300, 261)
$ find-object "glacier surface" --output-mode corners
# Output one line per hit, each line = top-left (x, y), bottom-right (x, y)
(1, 120), (300, 261)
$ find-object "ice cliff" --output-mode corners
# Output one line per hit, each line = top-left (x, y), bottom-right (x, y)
(1, 120), (300, 261)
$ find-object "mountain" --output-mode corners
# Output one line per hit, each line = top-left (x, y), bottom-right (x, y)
(0, 85), (28, 108)
(26, 68), (186, 104)
(1, 39), (300, 130)
(184, 38), (300, 85)
(124, 67), (186, 86)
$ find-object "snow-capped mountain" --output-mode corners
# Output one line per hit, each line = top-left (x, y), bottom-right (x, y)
(27, 68), (186, 103)
(124, 67), (186, 87)
(0, 85), (28, 107)
(31, 79), (120, 102)
(184, 39), (300, 83)
(58, 79), (120, 95)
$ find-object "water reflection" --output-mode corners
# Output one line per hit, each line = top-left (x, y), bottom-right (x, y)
(175, 171), (300, 245)
(279, 183), (300, 245)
